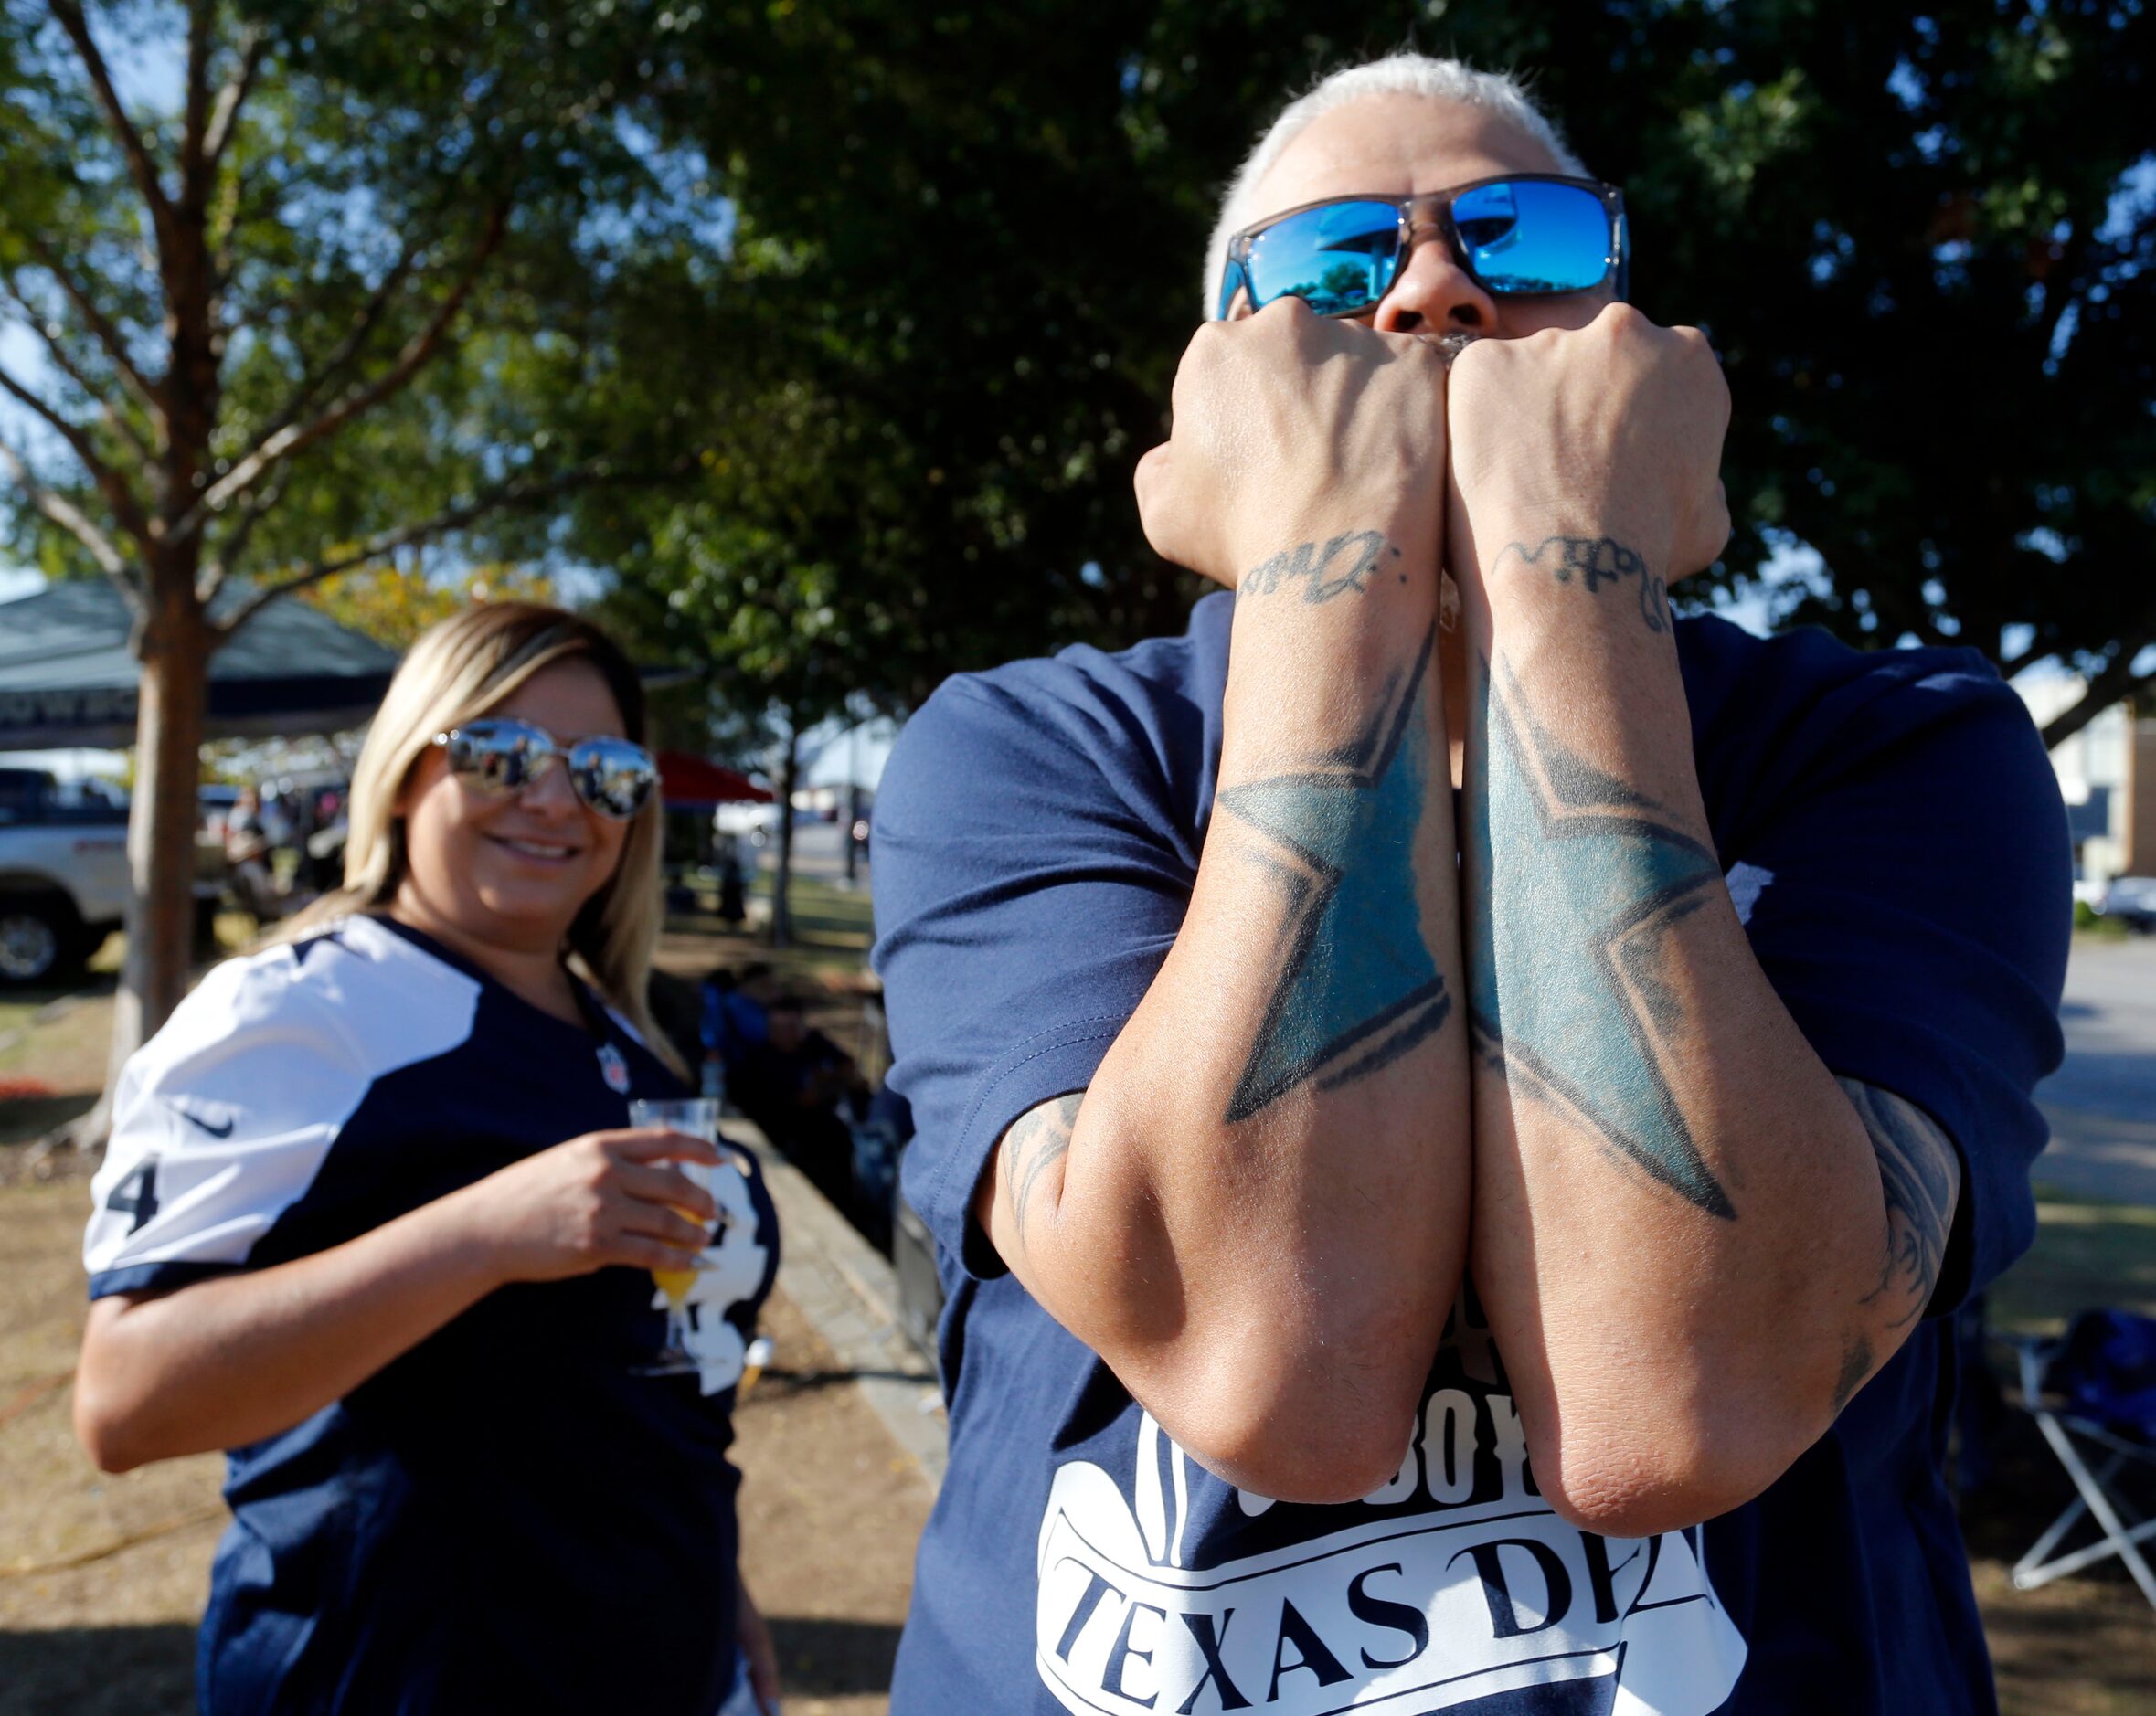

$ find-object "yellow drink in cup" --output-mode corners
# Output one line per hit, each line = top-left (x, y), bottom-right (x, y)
(652, 1225), (703, 1306)
(628, 1097), (727, 1375)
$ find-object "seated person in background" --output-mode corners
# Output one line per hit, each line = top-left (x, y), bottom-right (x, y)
(222, 785), (285, 922)
(701, 966), (765, 1072)
(734, 997), (863, 1212)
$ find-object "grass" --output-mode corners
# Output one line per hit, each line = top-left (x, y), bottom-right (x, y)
(1990, 1185), (2156, 1338)
(660, 873), (875, 990)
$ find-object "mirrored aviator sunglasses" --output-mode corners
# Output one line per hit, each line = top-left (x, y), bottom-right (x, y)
(1216, 175), (1626, 320)
(433, 718), (658, 820)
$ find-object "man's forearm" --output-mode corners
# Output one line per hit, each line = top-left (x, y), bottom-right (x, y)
(986, 521), (1471, 1501)
(1456, 513), (1917, 1535)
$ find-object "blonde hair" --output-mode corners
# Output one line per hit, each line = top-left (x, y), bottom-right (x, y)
(1204, 52), (1589, 320)
(273, 602), (685, 1078)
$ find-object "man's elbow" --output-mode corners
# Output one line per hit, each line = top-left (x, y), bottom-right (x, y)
(1528, 1409), (1816, 1540)
(1174, 1402), (1415, 1507)
(1133, 1340), (1428, 1508)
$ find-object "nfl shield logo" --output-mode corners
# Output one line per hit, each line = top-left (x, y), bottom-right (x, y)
(598, 1043), (631, 1094)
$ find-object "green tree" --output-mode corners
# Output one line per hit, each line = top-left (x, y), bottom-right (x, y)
(0, 0), (725, 1124)
(300, 556), (560, 650)
(594, 492), (876, 947)
(643, 0), (2151, 749)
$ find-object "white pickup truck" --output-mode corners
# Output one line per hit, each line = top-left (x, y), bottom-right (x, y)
(0, 767), (132, 987)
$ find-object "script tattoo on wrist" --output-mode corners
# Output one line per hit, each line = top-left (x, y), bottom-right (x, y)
(1490, 535), (1671, 633)
(1003, 1093), (1081, 1251)
(1237, 531), (1403, 604)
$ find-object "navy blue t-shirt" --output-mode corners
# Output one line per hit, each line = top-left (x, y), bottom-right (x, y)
(84, 914), (780, 1716)
(871, 594), (2069, 1716)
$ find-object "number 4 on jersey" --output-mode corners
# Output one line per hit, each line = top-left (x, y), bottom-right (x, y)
(106, 1160), (160, 1233)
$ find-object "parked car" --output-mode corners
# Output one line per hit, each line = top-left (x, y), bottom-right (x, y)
(198, 782), (242, 844)
(2100, 875), (2156, 933)
(0, 767), (131, 986)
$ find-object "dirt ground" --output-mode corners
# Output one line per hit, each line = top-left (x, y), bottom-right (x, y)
(4, 909), (2153, 1711)
(0, 903), (929, 1715)
(0, 1158), (930, 1716)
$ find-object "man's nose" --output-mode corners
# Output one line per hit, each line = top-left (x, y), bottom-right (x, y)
(1371, 230), (1500, 335)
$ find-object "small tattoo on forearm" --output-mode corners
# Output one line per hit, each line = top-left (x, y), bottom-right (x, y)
(1237, 531), (1401, 604)
(1838, 1078), (1959, 1330)
(1004, 1093), (1081, 1249)
(1491, 535), (1670, 632)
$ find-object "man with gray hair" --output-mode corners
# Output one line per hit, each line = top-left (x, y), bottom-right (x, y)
(874, 51), (2067, 1714)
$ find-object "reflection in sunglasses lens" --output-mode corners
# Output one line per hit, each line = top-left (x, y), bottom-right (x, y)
(445, 723), (653, 818)
(1240, 182), (1611, 313)
(1249, 200), (1399, 316)
(1452, 180), (1520, 253)
(569, 738), (656, 819)
(1459, 181), (1608, 295)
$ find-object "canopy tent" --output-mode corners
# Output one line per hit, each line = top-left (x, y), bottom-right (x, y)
(0, 581), (401, 750)
(657, 750), (772, 810)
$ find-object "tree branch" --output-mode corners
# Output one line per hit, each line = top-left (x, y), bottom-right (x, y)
(214, 453), (700, 636)
(0, 362), (151, 540)
(177, 0), (214, 212)
(249, 238), (425, 463)
(0, 280), (155, 464)
(24, 232), (165, 417)
(2040, 640), (2156, 751)
(195, 471), (288, 607)
(202, 23), (271, 171)
(1998, 641), (2044, 678)
(0, 434), (139, 598)
(47, 1), (176, 249)
(175, 199), (513, 542)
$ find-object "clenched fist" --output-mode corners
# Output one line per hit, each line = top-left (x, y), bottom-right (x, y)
(1447, 302), (1731, 589)
(1135, 298), (1448, 590)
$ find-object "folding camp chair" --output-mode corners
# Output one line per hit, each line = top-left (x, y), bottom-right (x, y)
(2008, 1308), (2156, 1611)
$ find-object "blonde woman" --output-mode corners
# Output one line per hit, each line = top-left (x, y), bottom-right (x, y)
(75, 605), (782, 1715)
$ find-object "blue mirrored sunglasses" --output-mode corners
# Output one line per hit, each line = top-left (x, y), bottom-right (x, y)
(1216, 175), (1628, 321)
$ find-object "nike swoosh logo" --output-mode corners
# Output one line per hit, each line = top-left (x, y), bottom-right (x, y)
(171, 1104), (235, 1139)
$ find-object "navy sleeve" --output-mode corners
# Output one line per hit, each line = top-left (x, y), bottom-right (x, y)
(1709, 642), (2072, 1311)
(872, 658), (1209, 1280)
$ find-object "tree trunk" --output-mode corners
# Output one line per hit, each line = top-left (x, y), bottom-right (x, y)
(77, 580), (212, 1147)
(769, 726), (797, 949)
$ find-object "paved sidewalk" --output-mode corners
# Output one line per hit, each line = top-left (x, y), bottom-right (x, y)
(2035, 937), (2156, 1206)
(738, 1118), (945, 1489)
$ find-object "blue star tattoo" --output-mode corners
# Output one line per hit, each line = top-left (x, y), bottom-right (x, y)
(1216, 623), (1452, 1123)
(1465, 653), (1736, 1218)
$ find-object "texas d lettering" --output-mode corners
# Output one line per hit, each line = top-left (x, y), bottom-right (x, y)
(1034, 1332), (1747, 1714)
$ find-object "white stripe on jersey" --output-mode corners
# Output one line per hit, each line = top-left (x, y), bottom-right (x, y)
(85, 916), (481, 1283)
